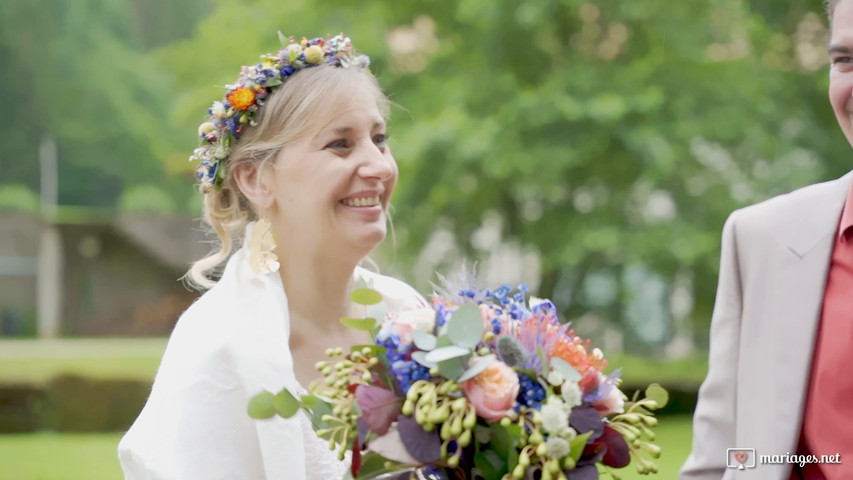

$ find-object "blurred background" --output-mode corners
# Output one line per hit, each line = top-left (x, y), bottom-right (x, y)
(0, 0), (845, 478)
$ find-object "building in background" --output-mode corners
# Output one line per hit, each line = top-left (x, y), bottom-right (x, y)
(0, 211), (205, 337)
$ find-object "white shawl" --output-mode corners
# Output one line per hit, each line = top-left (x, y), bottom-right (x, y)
(118, 235), (426, 480)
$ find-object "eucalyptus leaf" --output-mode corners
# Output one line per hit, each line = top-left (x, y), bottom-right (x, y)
(341, 317), (377, 331)
(446, 303), (484, 348)
(351, 288), (383, 305)
(437, 355), (467, 380)
(457, 354), (496, 382)
(412, 351), (437, 369)
(412, 331), (437, 351)
(424, 345), (470, 363)
(645, 383), (669, 408)
(247, 391), (276, 419)
(550, 357), (582, 382)
(274, 388), (300, 418)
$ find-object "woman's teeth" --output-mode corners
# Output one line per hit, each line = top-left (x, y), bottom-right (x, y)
(342, 196), (380, 207)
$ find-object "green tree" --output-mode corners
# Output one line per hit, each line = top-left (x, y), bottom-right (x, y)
(0, 0), (205, 208)
(156, 0), (845, 351)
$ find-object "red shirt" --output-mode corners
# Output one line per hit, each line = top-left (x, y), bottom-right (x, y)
(793, 181), (853, 479)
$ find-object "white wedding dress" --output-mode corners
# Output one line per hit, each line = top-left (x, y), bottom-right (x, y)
(118, 225), (427, 480)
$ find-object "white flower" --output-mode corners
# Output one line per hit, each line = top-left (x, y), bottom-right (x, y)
(540, 397), (569, 436)
(545, 436), (570, 459)
(546, 371), (564, 386)
(211, 101), (227, 117)
(561, 381), (583, 409)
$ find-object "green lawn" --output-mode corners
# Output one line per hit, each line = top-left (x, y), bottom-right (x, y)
(0, 338), (166, 384)
(0, 416), (693, 480)
(0, 432), (124, 480)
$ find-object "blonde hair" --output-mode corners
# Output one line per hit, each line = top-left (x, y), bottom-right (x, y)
(184, 65), (390, 290)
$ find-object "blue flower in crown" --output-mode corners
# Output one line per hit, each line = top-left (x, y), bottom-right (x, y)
(189, 33), (371, 190)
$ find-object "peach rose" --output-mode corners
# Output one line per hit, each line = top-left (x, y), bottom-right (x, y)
(461, 360), (519, 420)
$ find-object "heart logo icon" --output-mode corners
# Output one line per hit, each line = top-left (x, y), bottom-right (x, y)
(734, 451), (748, 464)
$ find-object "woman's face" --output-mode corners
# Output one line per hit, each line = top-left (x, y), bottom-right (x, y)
(829, 0), (853, 148)
(268, 83), (397, 259)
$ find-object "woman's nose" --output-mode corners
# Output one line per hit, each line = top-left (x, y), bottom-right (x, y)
(358, 143), (395, 181)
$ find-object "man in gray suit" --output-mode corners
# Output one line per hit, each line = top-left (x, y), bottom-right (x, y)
(681, 1), (853, 479)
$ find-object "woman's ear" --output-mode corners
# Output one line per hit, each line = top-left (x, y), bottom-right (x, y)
(232, 162), (275, 209)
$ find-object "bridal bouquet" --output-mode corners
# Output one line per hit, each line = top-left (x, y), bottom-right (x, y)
(249, 281), (666, 480)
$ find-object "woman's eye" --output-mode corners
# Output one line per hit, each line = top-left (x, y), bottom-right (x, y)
(325, 139), (349, 150)
(373, 133), (388, 147)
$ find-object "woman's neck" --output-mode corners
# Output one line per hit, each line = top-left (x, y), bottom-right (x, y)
(277, 251), (359, 326)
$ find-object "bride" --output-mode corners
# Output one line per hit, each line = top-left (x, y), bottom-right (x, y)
(118, 34), (427, 479)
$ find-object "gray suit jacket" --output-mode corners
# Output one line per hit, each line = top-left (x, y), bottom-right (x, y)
(680, 172), (853, 480)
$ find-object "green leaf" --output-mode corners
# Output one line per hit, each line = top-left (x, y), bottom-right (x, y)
(490, 422), (521, 471)
(354, 452), (395, 478)
(247, 391), (276, 419)
(351, 288), (383, 305)
(474, 450), (506, 479)
(424, 345), (469, 363)
(341, 317), (377, 331)
(645, 383), (669, 408)
(447, 303), (484, 348)
(299, 394), (322, 409)
(437, 355), (468, 380)
(474, 425), (491, 444)
(458, 354), (496, 382)
(412, 351), (437, 369)
(412, 331), (437, 351)
(309, 400), (335, 430)
(274, 389), (301, 418)
(550, 357), (582, 382)
(569, 431), (593, 463)
(265, 77), (282, 87)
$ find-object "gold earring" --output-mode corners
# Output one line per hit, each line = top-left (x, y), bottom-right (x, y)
(248, 217), (280, 275)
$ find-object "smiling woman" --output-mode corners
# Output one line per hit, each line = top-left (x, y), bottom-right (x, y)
(116, 34), (428, 480)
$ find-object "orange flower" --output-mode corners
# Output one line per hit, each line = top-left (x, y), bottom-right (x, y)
(548, 333), (607, 376)
(461, 360), (519, 420)
(227, 87), (256, 111)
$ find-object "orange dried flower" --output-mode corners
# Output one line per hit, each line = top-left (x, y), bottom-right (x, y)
(227, 87), (256, 111)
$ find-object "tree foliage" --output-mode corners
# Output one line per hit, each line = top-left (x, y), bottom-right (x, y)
(5, 0), (848, 350)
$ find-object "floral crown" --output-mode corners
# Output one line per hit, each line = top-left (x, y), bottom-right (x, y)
(190, 33), (371, 189)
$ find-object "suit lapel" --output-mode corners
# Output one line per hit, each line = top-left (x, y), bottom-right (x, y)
(768, 172), (852, 462)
